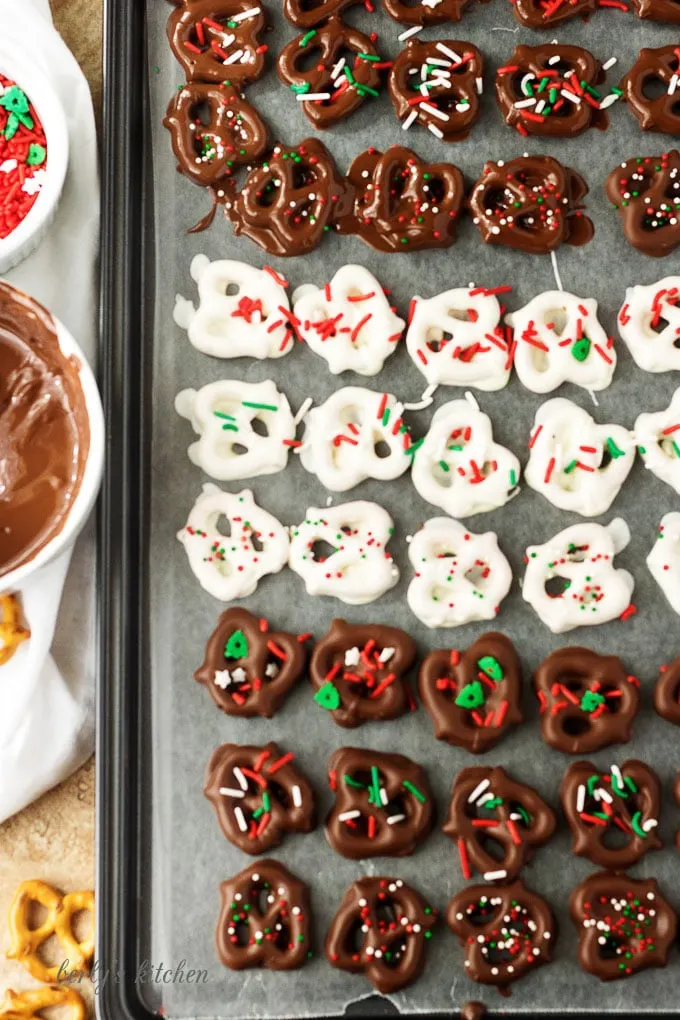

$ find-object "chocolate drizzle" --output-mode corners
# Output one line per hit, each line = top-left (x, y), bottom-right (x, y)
(0, 284), (89, 578)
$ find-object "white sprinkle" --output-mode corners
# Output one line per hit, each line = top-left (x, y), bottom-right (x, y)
(214, 669), (232, 689)
(380, 787), (389, 806)
(611, 764), (624, 787)
(292, 785), (302, 808)
(428, 57), (453, 68)
(550, 250), (563, 292)
(642, 818), (659, 832)
(404, 383), (437, 411)
(402, 109), (418, 131)
(535, 99), (546, 115)
(475, 77), (483, 94)
(224, 48), (245, 66)
(602, 57), (618, 70)
(331, 57), (346, 81)
(298, 92), (332, 102)
(596, 787), (613, 804)
(435, 42), (461, 62)
(561, 89), (581, 104)
(576, 784), (586, 813)
(387, 814), (406, 825)
(338, 810), (361, 822)
(0, 159), (17, 174)
(599, 93), (621, 110)
(345, 646), (361, 667)
(514, 98), (536, 109)
(420, 102), (449, 122)
(398, 25), (423, 41)
(467, 777), (491, 804)
(231, 6), (260, 20)
(234, 767), (248, 791)
(484, 869), (507, 881)
(669, 74), (679, 97)
(234, 807), (248, 832)
(265, 662), (279, 678)
(294, 396), (313, 426)
(219, 787), (245, 798)
(464, 390), (480, 412)
(428, 122), (444, 138)
(379, 647), (395, 663)
(548, 55), (561, 66)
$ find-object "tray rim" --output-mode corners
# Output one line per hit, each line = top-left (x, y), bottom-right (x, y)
(94, 1), (680, 1018)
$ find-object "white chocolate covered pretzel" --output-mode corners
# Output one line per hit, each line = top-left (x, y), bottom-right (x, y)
(411, 399), (520, 518)
(407, 517), (512, 629)
(647, 513), (680, 617)
(406, 286), (511, 391)
(173, 256), (295, 359)
(178, 485), (289, 601)
(618, 277), (680, 373)
(522, 519), (634, 634)
(292, 265), (404, 377)
(525, 399), (635, 518)
(636, 389), (680, 496)
(506, 291), (616, 394)
(288, 501), (399, 604)
(299, 387), (413, 492)
(175, 379), (296, 481)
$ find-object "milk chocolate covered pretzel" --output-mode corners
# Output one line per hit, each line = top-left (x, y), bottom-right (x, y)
(167, 0), (268, 85)
(570, 872), (677, 981)
(419, 633), (523, 753)
(337, 145), (465, 251)
(621, 47), (680, 135)
(326, 877), (437, 993)
(204, 742), (316, 853)
(534, 648), (640, 754)
(310, 618), (416, 728)
(389, 40), (483, 142)
(654, 655), (680, 725)
(283, 0), (365, 28)
(326, 747), (434, 858)
(217, 860), (312, 970)
(511, 0), (596, 27)
(560, 759), (661, 870)
(447, 880), (556, 989)
(278, 18), (383, 130)
(469, 155), (593, 253)
(606, 151), (680, 257)
(496, 44), (609, 137)
(443, 766), (556, 883)
(630, 0), (680, 20)
(164, 83), (268, 189)
(383, 0), (477, 23)
(227, 138), (353, 256)
(195, 608), (307, 718)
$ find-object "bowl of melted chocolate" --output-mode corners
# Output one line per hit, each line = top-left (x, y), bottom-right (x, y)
(0, 281), (104, 589)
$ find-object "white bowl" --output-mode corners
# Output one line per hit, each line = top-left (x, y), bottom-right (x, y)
(0, 285), (104, 593)
(0, 50), (69, 274)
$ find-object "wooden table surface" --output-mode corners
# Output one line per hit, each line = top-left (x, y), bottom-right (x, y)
(0, 0), (102, 1003)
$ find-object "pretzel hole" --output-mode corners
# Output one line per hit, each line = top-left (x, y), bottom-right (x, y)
(562, 714), (590, 737)
(482, 187), (506, 214)
(641, 76), (669, 102)
(601, 824), (633, 851)
(251, 417), (269, 437)
(425, 328), (452, 353)
(464, 562), (490, 588)
(269, 780), (292, 809)
(345, 918), (367, 955)
(225, 282), (240, 296)
(26, 900), (50, 931)
(659, 434), (680, 461)
(311, 540), (336, 562)
(250, 532), (264, 553)
(257, 887), (276, 914)
(191, 100), (214, 128)
(374, 439), (392, 459)
(566, 544), (588, 563)
(650, 315), (670, 334)
(36, 933), (69, 971)
(673, 101), (680, 118)
(293, 46), (324, 74)
(466, 899), (500, 927)
(70, 907), (94, 944)
(544, 575), (571, 598)
(216, 514), (233, 537)
(233, 921), (251, 946)
(375, 898), (398, 926)
(478, 835), (507, 862)
(424, 177), (447, 203)
(231, 443), (249, 456)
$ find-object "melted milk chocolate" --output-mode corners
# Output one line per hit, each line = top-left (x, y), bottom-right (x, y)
(0, 284), (89, 577)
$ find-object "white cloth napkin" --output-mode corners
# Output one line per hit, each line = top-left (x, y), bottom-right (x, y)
(0, 0), (99, 822)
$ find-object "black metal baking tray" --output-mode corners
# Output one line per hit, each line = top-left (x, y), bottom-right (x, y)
(97, 0), (680, 1017)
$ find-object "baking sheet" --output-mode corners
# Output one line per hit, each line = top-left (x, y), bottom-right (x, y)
(145, 1), (680, 1015)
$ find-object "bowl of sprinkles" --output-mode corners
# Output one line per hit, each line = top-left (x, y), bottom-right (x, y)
(0, 54), (68, 273)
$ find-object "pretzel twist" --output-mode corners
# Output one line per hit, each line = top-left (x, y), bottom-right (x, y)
(6, 880), (94, 983)
(0, 987), (87, 1020)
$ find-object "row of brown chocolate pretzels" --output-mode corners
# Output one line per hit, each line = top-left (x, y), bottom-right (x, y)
(215, 858), (678, 991)
(204, 746), (678, 873)
(195, 610), (680, 754)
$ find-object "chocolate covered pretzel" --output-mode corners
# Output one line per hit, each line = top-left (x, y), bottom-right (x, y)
(654, 655), (680, 725)
(447, 880), (556, 989)
(167, 0), (268, 85)
(283, 0), (365, 28)
(606, 151), (680, 257)
(561, 760), (661, 870)
(278, 18), (383, 130)
(511, 0), (596, 27)
(389, 40), (483, 142)
(630, 0), (680, 20)
(383, 0), (477, 23)
(621, 47), (680, 135)
(164, 83), (268, 189)
(216, 860), (312, 970)
(337, 145), (465, 251)
(326, 877), (437, 993)
(227, 138), (353, 256)
(469, 155), (593, 253)
(325, 747), (434, 858)
(534, 648), (640, 754)
(204, 742), (316, 854)
(443, 766), (556, 883)
(194, 608), (307, 718)
(418, 633), (523, 753)
(310, 619), (416, 728)
(496, 44), (609, 138)
(570, 872), (677, 981)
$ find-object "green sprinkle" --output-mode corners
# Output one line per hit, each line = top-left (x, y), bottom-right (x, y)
(290, 82), (311, 95)
(564, 459), (578, 474)
(343, 67), (357, 85)
(606, 437), (626, 460)
(477, 655), (503, 682)
(358, 52), (381, 61)
(262, 792), (271, 813)
(455, 680), (485, 710)
(630, 811), (647, 838)
(242, 401), (278, 412)
(586, 774), (600, 796)
(580, 690), (605, 713)
(484, 797), (504, 810)
(625, 776), (638, 794)
(403, 780), (426, 803)
(572, 336), (592, 362)
(405, 437), (424, 457)
(314, 681), (341, 711)
(509, 469), (517, 487)
(300, 29), (317, 46)
(343, 774), (366, 789)
(438, 460), (451, 472)
(252, 807), (264, 820)
(355, 84), (380, 97)
(370, 765), (381, 806)
(225, 629), (248, 659)
(26, 143), (46, 167)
